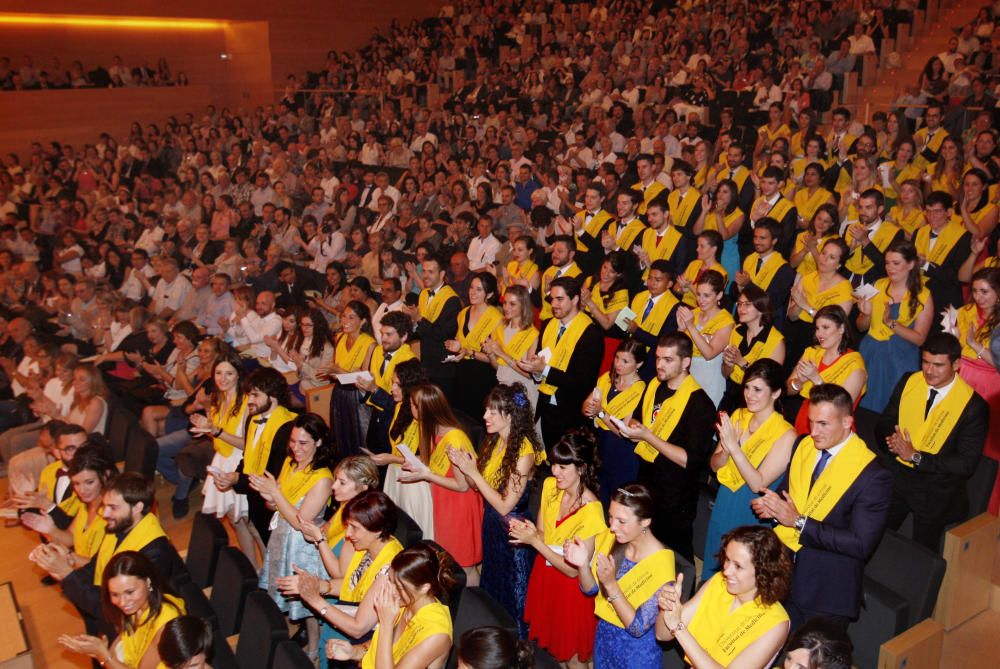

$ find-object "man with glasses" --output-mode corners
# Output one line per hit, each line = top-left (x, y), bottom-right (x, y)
(914, 192), (971, 318)
(10, 422), (89, 517)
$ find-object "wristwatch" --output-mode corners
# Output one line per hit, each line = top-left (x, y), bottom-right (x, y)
(794, 515), (807, 534)
(910, 452), (923, 467)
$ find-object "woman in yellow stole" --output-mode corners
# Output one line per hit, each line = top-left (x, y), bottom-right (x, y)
(59, 551), (185, 668)
(676, 231), (730, 306)
(703, 360), (795, 578)
(721, 286), (786, 411)
(657, 526), (791, 669)
(255, 413), (335, 661)
(328, 300), (377, 456)
(512, 432), (607, 666)
(789, 204), (840, 277)
(482, 285), (540, 410)
(676, 270), (735, 407)
(880, 139), (923, 207)
(565, 483), (675, 669)
(327, 543), (454, 669)
(500, 237), (541, 294)
(785, 238), (854, 368)
(885, 180), (926, 239)
(444, 272), (503, 418)
(580, 252), (632, 373)
(694, 180), (744, 282)
(792, 163), (835, 229)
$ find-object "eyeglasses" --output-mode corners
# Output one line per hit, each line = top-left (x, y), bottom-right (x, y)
(736, 300), (753, 308)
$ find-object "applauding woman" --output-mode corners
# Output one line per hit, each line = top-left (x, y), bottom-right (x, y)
(482, 285), (540, 409)
(329, 300), (377, 455)
(676, 270), (735, 407)
(444, 271), (503, 417)
(656, 526), (791, 669)
(785, 238), (853, 368)
(565, 483), (675, 669)
(721, 286), (785, 411)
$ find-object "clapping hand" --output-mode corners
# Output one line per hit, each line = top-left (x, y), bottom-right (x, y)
(657, 574), (685, 632)
(20, 509), (55, 535)
(397, 460), (429, 483)
(327, 640), (356, 662)
(188, 412), (214, 435)
(886, 425), (916, 461)
(751, 488), (800, 527)
(595, 552), (618, 588)
(373, 577), (402, 627)
(248, 471), (279, 502)
(516, 352), (546, 375)
(446, 446), (477, 476)
(675, 306), (694, 330)
(715, 412), (740, 454)
(58, 633), (110, 661)
(562, 536), (593, 569)
(618, 418), (651, 443)
(298, 516), (325, 544)
(508, 518), (540, 546)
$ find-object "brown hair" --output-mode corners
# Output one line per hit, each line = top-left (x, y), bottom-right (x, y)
(390, 542), (460, 601)
(342, 490), (397, 539)
(715, 526), (792, 605)
(411, 384), (464, 465)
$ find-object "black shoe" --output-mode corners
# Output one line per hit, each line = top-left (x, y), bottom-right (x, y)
(41, 575), (56, 585)
(171, 497), (189, 519)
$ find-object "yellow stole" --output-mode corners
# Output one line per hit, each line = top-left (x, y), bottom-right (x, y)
(585, 277), (630, 316)
(686, 573), (789, 666)
(538, 477), (606, 545)
(727, 325), (785, 384)
(884, 163), (923, 199)
(640, 226), (684, 269)
(703, 209), (743, 239)
(492, 323), (538, 367)
(897, 373), (975, 467)
(370, 343), (416, 395)
(591, 529), (675, 627)
(540, 263), (582, 320)
(39, 460), (83, 518)
(539, 312), (593, 396)
(691, 309), (735, 358)
(325, 506), (346, 549)
(428, 428), (474, 476)
(335, 332), (375, 372)
(482, 436), (546, 490)
(716, 410), (794, 492)
(888, 205), (926, 236)
(574, 209), (613, 251)
(278, 458), (332, 506)
(93, 513), (167, 585)
(630, 290), (679, 338)
(957, 304), (989, 358)
(340, 537), (404, 603)
(594, 372), (646, 432)
(505, 259), (538, 292)
(914, 221), (967, 267)
(797, 347), (866, 399)
(759, 123), (791, 144)
(793, 187), (833, 224)
(913, 127), (948, 167)
(243, 405), (297, 476)
(632, 180), (667, 214)
(389, 406), (420, 460)
(615, 217), (648, 250)
(775, 434), (875, 552)
(209, 395), (248, 458)
(635, 375), (701, 463)
(844, 221), (900, 276)
(792, 232), (839, 276)
(121, 596), (184, 667)
(668, 188), (701, 229)
(71, 505), (107, 559)
(418, 285), (458, 323)
(743, 252), (787, 291)
(680, 260), (729, 306)
(798, 273), (854, 323)
(867, 278), (930, 341)
(753, 196), (794, 225)
(457, 307), (503, 352)
(361, 601), (452, 669)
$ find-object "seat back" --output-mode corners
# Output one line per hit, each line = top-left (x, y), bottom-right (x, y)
(692, 484), (716, 561)
(533, 645), (560, 669)
(124, 426), (158, 481)
(446, 587), (517, 669)
(271, 640), (315, 669)
(210, 630), (239, 669)
(235, 591), (289, 669)
(967, 455), (999, 518)
(393, 508), (424, 548)
(106, 405), (136, 462)
(177, 578), (219, 631)
(186, 512), (228, 588)
(864, 530), (946, 627)
(209, 547), (259, 636)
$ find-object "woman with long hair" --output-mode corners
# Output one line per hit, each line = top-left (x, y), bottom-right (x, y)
(511, 430), (607, 668)
(790, 203), (840, 277)
(580, 251), (632, 374)
(457, 626), (534, 669)
(327, 300), (376, 456)
(786, 238), (854, 368)
(59, 551), (185, 669)
(958, 168), (999, 245)
(481, 286), (540, 409)
(677, 230), (729, 305)
(138, 321), (204, 434)
(694, 179), (744, 282)
(885, 179), (926, 239)
(444, 271), (503, 417)
(656, 526), (791, 668)
(500, 236), (541, 294)
(256, 413), (335, 661)
(880, 139), (922, 207)
(837, 156), (880, 223)
(676, 270), (735, 407)
(787, 305), (867, 433)
(447, 383), (546, 637)
(327, 543), (456, 669)
(722, 286), (786, 412)
(925, 137), (962, 199)
(857, 239), (933, 413)
(583, 338), (647, 504)
(565, 483), (675, 669)
(703, 361), (796, 578)
(288, 308), (335, 394)
(66, 363), (109, 434)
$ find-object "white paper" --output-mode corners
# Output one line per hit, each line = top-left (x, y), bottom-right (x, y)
(79, 355), (99, 363)
(442, 354), (463, 363)
(853, 283), (879, 300)
(614, 306), (637, 331)
(606, 414), (630, 433)
(395, 443), (429, 472)
(538, 347), (553, 364)
(940, 306), (959, 336)
(335, 371), (374, 385)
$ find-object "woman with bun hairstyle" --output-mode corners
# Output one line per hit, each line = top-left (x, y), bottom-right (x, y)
(457, 626), (534, 669)
(510, 430), (607, 668)
(780, 618), (853, 669)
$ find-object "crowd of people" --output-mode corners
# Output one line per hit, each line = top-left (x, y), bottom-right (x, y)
(0, 55), (187, 90)
(2, 0), (999, 667)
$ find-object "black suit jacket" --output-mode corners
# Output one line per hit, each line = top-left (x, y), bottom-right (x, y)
(781, 437), (892, 620)
(275, 267), (323, 309)
(925, 231), (972, 312)
(849, 225), (904, 286)
(234, 417), (296, 544)
(542, 320), (604, 413)
(414, 292), (461, 371)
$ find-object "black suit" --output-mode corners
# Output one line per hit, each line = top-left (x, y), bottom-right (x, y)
(537, 318), (604, 454)
(780, 437), (892, 628)
(924, 231), (971, 316)
(631, 302), (680, 381)
(414, 289), (462, 397)
(845, 224), (904, 286)
(234, 417), (296, 545)
(873, 372), (989, 549)
(275, 267), (323, 310)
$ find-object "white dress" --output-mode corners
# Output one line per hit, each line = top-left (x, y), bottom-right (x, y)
(201, 409), (248, 523)
(382, 464), (435, 540)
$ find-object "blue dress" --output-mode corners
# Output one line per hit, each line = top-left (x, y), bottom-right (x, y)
(480, 481), (535, 638)
(590, 557), (663, 669)
(858, 303), (920, 413)
(720, 237), (741, 291)
(597, 388), (641, 507)
(702, 480), (779, 580)
(260, 500), (326, 621)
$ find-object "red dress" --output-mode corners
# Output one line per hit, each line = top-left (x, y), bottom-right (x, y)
(430, 444), (483, 567)
(794, 352), (863, 434)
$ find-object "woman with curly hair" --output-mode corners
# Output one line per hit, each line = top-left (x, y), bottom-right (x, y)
(447, 382), (546, 637)
(657, 526), (791, 669)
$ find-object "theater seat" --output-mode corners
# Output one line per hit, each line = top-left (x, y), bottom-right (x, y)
(106, 405), (137, 462)
(186, 512), (228, 588)
(177, 578), (219, 631)
(234, 591), (289, 669)
(211, 630), (239, 669)
(446, 587), (517, 669)
(209, 547), (260, 637)
(124, 426), (158, 481)
(393, 508), (424, 548)
(692, 484), (716, 562)
(271, 640), (314, 669)
(965, 455), (998, 519)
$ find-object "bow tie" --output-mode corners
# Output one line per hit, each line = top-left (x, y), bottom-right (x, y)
(254, 417), (268, 425)
(56, 468), (69, 478)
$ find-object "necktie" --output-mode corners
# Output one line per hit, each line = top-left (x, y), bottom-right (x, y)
(755, 257), (763, 274)
(729, 169), (736, 180)
(642, 297), (654, 322)
(810, 449), (832, 489)
(925, 388), (939, 418)
(556, 324), (566, 342)
(380, 351), (393, 376)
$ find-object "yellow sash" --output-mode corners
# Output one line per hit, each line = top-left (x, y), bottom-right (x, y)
(575, 209), (613, 251)
(586, 277), (630, 316)
(716, 410), (794, 492)
(243, 405), (297, 476)
(669, 187), (701, 229)
(209, 395), (248, 457)
(278, 457), (332, 506)
(867, 278), (930, 341)
(482, 436), (546, 490)
(39, 460), (83, 518)
(775, 434), (875, 552)
(633, 180), (668, 214)
(491, 323), (538, 367)
(743, 252), (787, 291)
(640, 225), (684, 268)
(793, 232), (840, 276)
(71, 506), (107, 559)
(540, 263), (582, 320)
(389, 405), (420, 458)
(370, 343), (416, 395)
(340, 537), (404, 603)
(727, 325), (785, 384)
(615, 217), (648, 249)
(957, 304), (988, 359)
(456, 307), (503, 352)
(539, 312), (593, 396)
(428, 428), (474, 476)
(794, 187), (833, 224)
(798, 273), (854, 323)
(797, 347), (866, 399)
(504, 259), (538, 294)
(361, 601), (452, 669)
(594, 373), (645, 432)
(759, 123), (791, 144)
(914, 127), (948, 168)
(121, 595), (184, 667)
(887, 206), (925, 236)
(630, 290), (679, 338)
(335, 332), (375, 373)
(844, 221), (899, 276)
(914, 221), (967, 268)
(591, 529), (675, 627)
(680, 260), (730, 306)
(691, 309), (735, 358)
(897, 372), (975, 467)
(93, 513), (168, 585)
(703, 209), (743, 239)
(325, 506), (346, 549)
(686, 573), (789, 666)
(539, 477), (606, 545)
(419, 285), (458, 323)
(635, 375), (701, 463)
